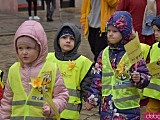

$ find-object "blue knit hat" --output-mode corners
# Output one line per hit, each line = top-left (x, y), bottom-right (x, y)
(106, 11), (132, 43)
(152, 14), (160, 29)
(59, 27), (75, 40)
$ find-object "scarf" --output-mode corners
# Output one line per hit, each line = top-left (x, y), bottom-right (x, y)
(142, 0), (157, 36)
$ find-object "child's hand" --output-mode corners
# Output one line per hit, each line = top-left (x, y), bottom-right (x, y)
(129, 29), (136, 40)
(85, 102), (95, 110)
(42, 104), (51, 117)
(131, 71), (140, 83)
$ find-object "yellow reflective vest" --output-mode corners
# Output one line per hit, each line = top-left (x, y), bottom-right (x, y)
(8, 61), (57, 120)
(102, 47), (140, 109)
(47, 53), (92, 119)
(139, 43), (150, 100)
(143, 42), (160, 100)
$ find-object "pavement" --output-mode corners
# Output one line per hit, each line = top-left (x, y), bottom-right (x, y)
(0, 8), (100, 120)
(0, 8), (81, 36)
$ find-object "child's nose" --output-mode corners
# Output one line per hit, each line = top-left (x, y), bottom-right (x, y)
(66, 38), (71, 42)
(22, 49), (28, 54)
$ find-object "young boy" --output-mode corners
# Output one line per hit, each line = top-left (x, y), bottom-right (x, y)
(47, 22), (93, 119)
(85, 11), (150, 120)
(143, 14), (160, 113)
(0, 20), (69, 119)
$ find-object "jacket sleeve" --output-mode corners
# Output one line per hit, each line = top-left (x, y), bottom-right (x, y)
(49, 68), (69, 117)
(86, 51), (103, 106)
(80, 0), (89, 24)
(80, 65), (93, 102)
(130, 59), (151, 89)
(0, 79), (13, 120)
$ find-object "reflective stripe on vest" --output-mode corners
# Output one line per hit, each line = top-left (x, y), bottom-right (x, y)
(102, 47), (140, 109)
(11, 116), (56, 120)
(9, 61), (56, 119)
(12, 100), (43, 107)
(147, 83), (160, 92)
(143, 42), (160, 100)
(47, 53), (92, 119)
(68, 88), (80, 98)
(66, 103), (81, 111)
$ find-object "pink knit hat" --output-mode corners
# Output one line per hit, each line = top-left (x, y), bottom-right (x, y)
(16, 36), (40, 51)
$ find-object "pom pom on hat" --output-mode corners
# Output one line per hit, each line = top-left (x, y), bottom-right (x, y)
(106, 11), (132, 43)
(59, 27), (75, 40)
(152, 14), (160, 29)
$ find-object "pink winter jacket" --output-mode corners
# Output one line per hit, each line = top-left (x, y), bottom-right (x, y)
(0, 20), (69, 120)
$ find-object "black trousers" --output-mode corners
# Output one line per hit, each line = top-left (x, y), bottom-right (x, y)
(27, 0), (37, 16)
(88, 27), (108, 63)
(45, 0), (56, 19)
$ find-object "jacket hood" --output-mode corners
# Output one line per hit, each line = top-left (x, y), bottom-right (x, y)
(106, 11), (132, 45)
(54, 23), (81, 61)
(14, 20), (48, 67)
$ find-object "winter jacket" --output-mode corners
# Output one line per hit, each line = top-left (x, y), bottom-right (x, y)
(87, 39), (150, 119)
(0, 20), (69, 120)
(80, 0), (119, 36)
(116, 0), (160, 46)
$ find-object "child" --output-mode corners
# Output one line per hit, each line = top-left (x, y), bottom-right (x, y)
(85, 11), (150, 120)
(0, 70), (4, 100)
(47, 22), (93, 119)
(143, 14), (160, 113)
(0, 20), (69, 119)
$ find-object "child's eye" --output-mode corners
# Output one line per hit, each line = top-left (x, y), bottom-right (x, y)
(70, 37), (75, 40)
(107, 30), (111, 32)
(18, 47), (23, 50)
(27, 47), (32, 50)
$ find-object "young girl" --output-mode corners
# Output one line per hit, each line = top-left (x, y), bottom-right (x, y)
(143, 14), (160, 113)
(0, 20), (69, 120)
(85, 11), (150, 120)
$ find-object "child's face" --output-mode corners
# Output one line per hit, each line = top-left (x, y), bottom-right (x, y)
(107, 25), (122, 46)
(59, 35), (75, 53)
(152, 25), (160, 42)
(17, 36), (39, 65)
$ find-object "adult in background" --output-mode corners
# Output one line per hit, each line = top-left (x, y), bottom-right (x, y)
(26, 0), (40, 20)
(116, 0), (160, 46)
(80, 0), (119, 63)
(45, 0), (56, 22)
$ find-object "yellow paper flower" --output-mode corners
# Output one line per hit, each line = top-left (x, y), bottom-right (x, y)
(68, 60), (76, 70)
(29, 77), (43, 88)
(116, 62), (130, 79)
(116, 62), (125, 74)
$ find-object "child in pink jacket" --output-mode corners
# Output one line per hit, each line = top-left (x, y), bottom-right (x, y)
(0, 20), (69, 120)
